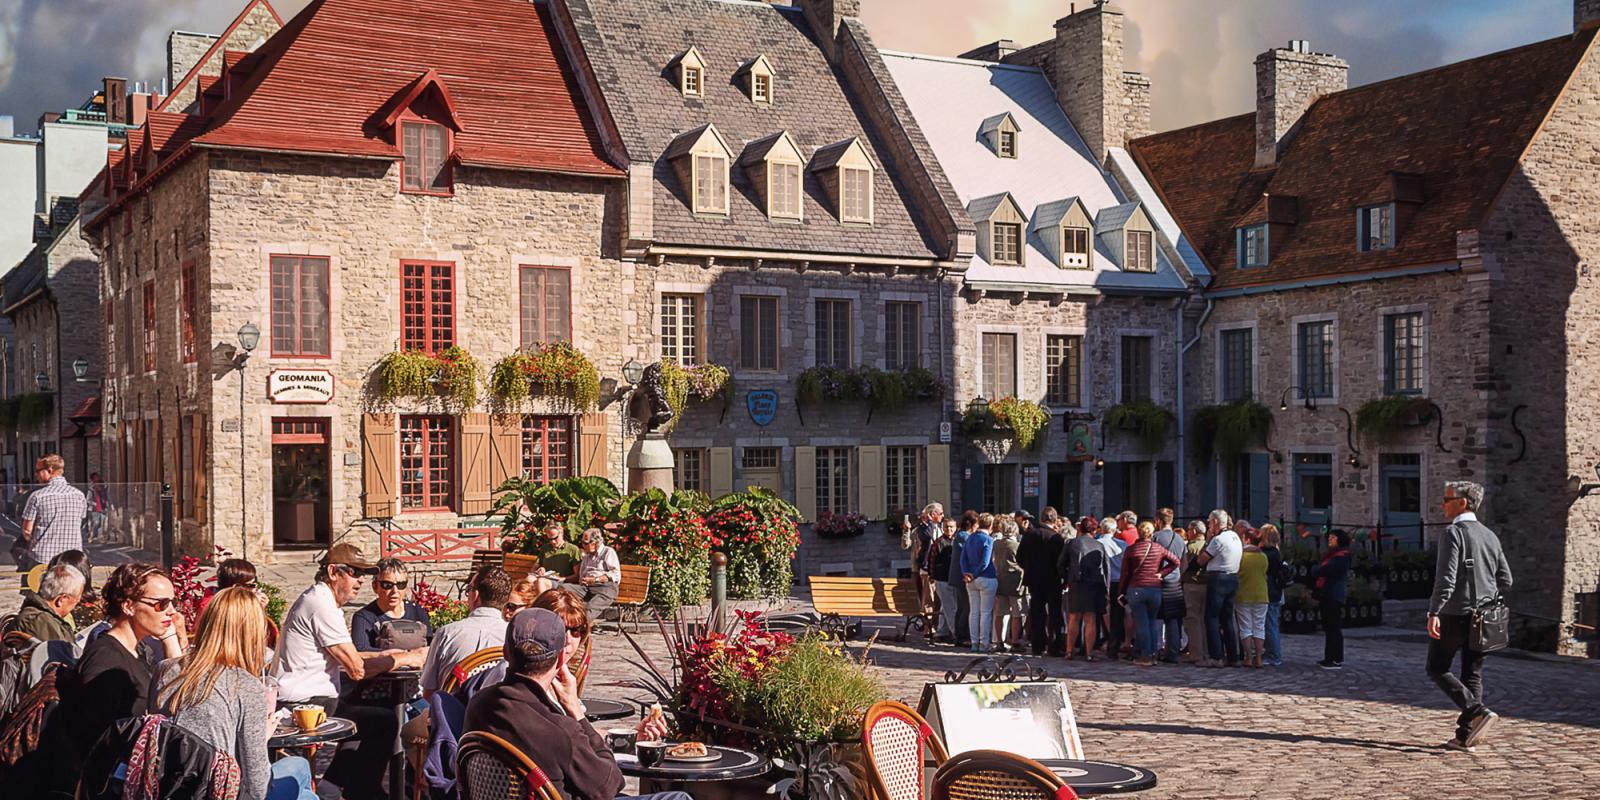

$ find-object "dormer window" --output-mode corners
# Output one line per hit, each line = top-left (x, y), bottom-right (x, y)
(740, 55), (776, 106)
(971, 192), (1027, 266)
(978, 112), (1020, 159)
(993, 223), (1022, 264)
(1030, 197), (1092, 269)
(753, 74), (771, 104)
(1063, 227), (1089, 268)
(1238, 224), (1269, 268)
(809, 137), (876, 225)
(1126, 230), (1153, 272)
(666, 124), (733, 215)
(675, 47), (708, 98)
(402, 121), (450, 194)
(1358, 203), (1394, 251)
(739, 131), (804, 221)
(1096, 201), (1158, 273)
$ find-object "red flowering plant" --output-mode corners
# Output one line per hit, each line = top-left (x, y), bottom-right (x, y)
(488, 341), (600, 412)
(609, 489), (712, 611)
(704, 489), (800, 600)
(168, 554), (212, 633)
(412, 577), (469, 628)
(813, 510), (868, 539)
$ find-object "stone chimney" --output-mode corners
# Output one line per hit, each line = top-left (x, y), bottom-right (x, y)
(1254, 40), (1347, 168)
(168, 30), (217, 91)
(795, 0), (861, 62)
(1578, 0), (1600, 30)
(1046, 2), (1148, 162)
(959, 39), (1018, 62)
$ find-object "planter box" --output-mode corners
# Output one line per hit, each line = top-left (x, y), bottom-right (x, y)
(1383, 568), (1435, 600)
(1279, 601), (1384, 633)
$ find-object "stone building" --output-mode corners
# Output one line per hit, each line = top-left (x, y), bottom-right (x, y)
(82, 0), (630, 561)
(1130, 7), (1600, 653)
(551, 0), (974, 577)
(884, 0), (1204, 522)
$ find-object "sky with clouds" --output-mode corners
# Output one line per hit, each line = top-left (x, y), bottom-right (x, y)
(0, 0), (1577, 135)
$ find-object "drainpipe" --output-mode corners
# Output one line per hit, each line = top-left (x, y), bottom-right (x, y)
(1177, 296), (1215, 515)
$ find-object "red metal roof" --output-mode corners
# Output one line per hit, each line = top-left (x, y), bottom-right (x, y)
(156, 0), (285, 113)
(191, 0), (619, 177)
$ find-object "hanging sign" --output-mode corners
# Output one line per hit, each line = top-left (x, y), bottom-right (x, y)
(1066, 422), (1094, 462)
(746, 389), (778, 427)
(268, 369), (335, 404)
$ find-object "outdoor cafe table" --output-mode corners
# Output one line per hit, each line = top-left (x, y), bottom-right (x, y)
(617, 745), (770, 792)
(268, 716), (358, 750)
(1036, 759), (1157, 795)
(359, 666), (422, 800)
(585, 698), (635, 722)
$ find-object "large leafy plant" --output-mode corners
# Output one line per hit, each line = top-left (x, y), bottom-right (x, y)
(494, 475), (622, 549)
(609, 489), (714, 609)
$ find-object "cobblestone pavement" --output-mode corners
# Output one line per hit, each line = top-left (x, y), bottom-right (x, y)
(582, 617), (1600, 800)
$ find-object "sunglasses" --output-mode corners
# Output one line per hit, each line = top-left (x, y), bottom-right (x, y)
(504, 602), (526, 614)
(136, 597), (176, 612)
(567, 625), (589, 637)
(376, 580), (409, 591)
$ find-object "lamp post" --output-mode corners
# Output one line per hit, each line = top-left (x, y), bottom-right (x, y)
(619, 359), (644, 493)
(35, 370), (50, 393)
(236, 323), (259, 561)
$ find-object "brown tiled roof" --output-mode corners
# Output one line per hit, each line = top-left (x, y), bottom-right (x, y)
(1130, 29), (1597, 292)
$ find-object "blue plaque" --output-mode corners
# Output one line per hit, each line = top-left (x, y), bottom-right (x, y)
(747, 390), (779, 427)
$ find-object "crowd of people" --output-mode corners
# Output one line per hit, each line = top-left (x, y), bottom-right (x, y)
(0, 508), (670, 800)
(908, 502), (1356, 669)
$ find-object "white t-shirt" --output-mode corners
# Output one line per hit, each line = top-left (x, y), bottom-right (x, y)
(1204, 530), (1243, 574)
(271, 583), (352, 702)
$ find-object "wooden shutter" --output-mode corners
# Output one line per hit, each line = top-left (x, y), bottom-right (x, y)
(362, 413), (397, 518)
(857, 445), (884, 520)
(578, 412), (609, 478)
(925, 445), (951, 514)
(1102, 462), (1124, 515)
(459, 413), (492, 516)
(708, 447), (734, 497)
(794, 446), (816, 523)
(489, 414), (522, 491)
(192, 414), (207, 525)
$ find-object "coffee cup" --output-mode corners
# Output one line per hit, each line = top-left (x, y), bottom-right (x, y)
(636, 740), (668, 768)
(605, 728), (637, 753)
(292, 705), (327, 733)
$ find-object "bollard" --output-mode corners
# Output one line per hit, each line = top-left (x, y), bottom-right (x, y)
(710, 551), (728, 629)
(159, 483), (175, 571)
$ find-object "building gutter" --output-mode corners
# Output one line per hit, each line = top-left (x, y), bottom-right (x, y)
(1175, 294), (1212, 515)
(1202, 262), (1461, 299)
(960, 280), (1188, 298)
(1, 287), (48, 317)
(638, 244), (967, 271)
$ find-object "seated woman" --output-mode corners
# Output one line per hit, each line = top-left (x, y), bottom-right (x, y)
(533, 588), (592, 687)
(155, 586), (316, 800)
(351, 558), (432, 652)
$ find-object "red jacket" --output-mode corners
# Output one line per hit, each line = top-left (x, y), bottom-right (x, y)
(1115, 526), (1139, 546)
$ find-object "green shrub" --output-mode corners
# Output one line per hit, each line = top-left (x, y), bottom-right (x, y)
(1105, 400), (1174, 453)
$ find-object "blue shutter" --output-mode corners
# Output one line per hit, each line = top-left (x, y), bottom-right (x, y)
(1156, 461), (1175, 509)
(1248, 453), (1272, 525)
(961, 459), (986, 514)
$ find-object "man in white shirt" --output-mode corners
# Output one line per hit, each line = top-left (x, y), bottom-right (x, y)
(1197, 509), (1243, 666)
(562, 528), (622, 617)
(421, 564), (514, 697)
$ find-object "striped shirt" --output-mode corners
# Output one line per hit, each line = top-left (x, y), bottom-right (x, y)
(22, 476), (86, 564)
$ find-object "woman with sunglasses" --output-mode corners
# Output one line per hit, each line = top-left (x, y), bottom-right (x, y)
(49, 562), (187, 794)
(532, 588), (593, 692)
(352, 558), (433, 652)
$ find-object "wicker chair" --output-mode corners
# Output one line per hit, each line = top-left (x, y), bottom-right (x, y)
(457, 731), (563, 800)
(441, 646), (507, 696)
(932, 750), (1077, 800)
(571, 633), (593, 694)
(863, 700), (950, 800)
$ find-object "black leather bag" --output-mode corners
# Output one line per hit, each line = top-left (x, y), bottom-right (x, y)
(1465, 556), (1509, 653)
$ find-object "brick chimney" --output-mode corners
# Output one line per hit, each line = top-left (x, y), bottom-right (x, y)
(1578, 0), (1600, 30)
(1254, 40), (1346, 168)
(1045, 2), (1148, 162)
(104, 77), (128, 125)
(795, 0), (860, 62)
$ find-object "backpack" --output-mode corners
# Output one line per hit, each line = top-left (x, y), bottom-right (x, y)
(0, 659), (69, 773)
(79, 714), (240, 800)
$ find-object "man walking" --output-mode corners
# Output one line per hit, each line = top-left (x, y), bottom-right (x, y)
(17, 455), (87, 568)
(1019, 508), (1065, 655)
(1427, 481), (1512, 752)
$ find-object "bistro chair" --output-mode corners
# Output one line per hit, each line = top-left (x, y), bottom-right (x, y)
(457, 731), (562, 800)
(863, 700), (950, 800)
(441, 646), (507, 697)
(572, 632), (593, 694)
(932, 750), (1077, 800)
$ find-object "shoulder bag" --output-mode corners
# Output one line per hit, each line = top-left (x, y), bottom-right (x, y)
(1464, 542), (1509, 653)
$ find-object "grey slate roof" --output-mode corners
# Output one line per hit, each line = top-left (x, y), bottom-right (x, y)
(1030, 197), (1080, 231)
(977, 112), (1014, 136)
(562, 0), (947, 260)
(965, 192), (1010, 222)
(1095, 201), (1140, 232)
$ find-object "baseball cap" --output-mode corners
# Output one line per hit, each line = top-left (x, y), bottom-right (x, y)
(1013, 509), (1034, 520)
(318, 542), (376, 571)
(505, 608), (567, 663)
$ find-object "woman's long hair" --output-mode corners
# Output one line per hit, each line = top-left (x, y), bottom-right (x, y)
(159, 586), (267, 712)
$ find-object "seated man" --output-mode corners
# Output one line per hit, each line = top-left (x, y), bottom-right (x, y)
(561, 528), (621, 617)
(6, 564), (84, 643)
(463, 608), (682, 800)
(531, 521), (583, 584)
(420, 564), (513, 698)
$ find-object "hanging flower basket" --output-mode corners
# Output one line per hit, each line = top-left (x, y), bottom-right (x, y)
(489, 341), (601, 412)
(1105, 400), (1174, 453)
(660, 360), (734, 428)
(960, 396), (1049, 451)
(813, 511), (868, 539)
(797, 366), (942, 412)
(372, 346), (481, 410)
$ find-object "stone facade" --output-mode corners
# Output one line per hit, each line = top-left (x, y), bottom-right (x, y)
(1002, 3), (1151, 161)
(166, 32), (217, 94)
(1253, 43), (1348, 168)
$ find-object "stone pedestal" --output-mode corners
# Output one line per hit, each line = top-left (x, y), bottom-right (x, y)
(627, 433), (676, 493)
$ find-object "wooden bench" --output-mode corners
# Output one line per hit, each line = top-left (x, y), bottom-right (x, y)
(604, 564), (652, 634)
(807, 575), (933, 641)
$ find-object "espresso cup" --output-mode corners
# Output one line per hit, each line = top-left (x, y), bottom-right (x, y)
(605, 728), (637, 753)
(292, 705), (326, 733)
(636, 740), (668, 768)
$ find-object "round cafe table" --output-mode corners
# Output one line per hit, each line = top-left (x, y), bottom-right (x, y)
(617, 744), (770, 790)
(585, 698), (635, 722)
(268, 716), (358, 750)
(1035, 759), (1157, 794)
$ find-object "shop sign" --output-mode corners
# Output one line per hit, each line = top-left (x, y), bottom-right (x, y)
(747, 389), (778, 426)
(268, 369), (335, 404)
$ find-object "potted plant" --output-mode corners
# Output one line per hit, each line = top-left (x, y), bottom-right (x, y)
(960, 397), (1050, 451)
(797, 366), (943, 413)
(413, 578), (469, 628)
(1382, 547), (1436, 600)
(704, 489), (801, 600)
(813, 511), (868, 539)
(1104, 400), (1175, 453)
(1355, 396), (1434, 443)
(489, 341), (601, 412)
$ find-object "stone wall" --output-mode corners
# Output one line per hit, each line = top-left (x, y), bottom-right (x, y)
(167, 32), (217, 94)
(162, 3), (281, 112)
(1481, 38), (1600, 655)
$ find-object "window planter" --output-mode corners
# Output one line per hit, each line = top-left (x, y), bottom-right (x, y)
(1355, 396), (1434, 443)
(813, 511), (868, 539)
(661, 360), (734, 423)
(371, 346), (481, 410)
(489, 341), (600, 412)
(960, 397), (1050, 452)
(1104, 400), (1174, 453)
(1190, 400), (1272, 462)
(1279, 600), (1385, 633)
(796, 366), (941, 412)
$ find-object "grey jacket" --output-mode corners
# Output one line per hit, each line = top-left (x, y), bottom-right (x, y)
(1429, 517), (1513, 616)
(152, 661), (271, 800)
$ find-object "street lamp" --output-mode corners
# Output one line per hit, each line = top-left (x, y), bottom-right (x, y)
(1279, 385), (1314, 412)
(35, 370), (50, 392)
(233, 322), (260, 563)
(621, 358), (645, 386)
(237, 323), (261, 359)
(968, 395), (990, 417)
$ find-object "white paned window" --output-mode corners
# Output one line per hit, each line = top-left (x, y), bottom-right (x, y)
(841, 167), (872, 223)
(661, 294), (700, 365)
(770, 162), (801, 219)
(694, 154), (727, 213)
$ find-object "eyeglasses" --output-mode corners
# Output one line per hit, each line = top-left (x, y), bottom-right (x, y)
(567, 625), (589, 637)
(376, 580), (409, 591)
(504, 603), (526, 614)
(136, 597), (175, 612)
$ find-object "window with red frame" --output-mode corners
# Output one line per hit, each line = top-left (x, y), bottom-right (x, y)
(401, 121), (451, 194)
(399, 415), (453, 511)
(142, 282), (156, 372)
(519, 266), (571, 348)
(521, 416), (573, 483)
(402, 261), (454, 353)
(180, 262), (197, 363)
(270, 256), (330, 357)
